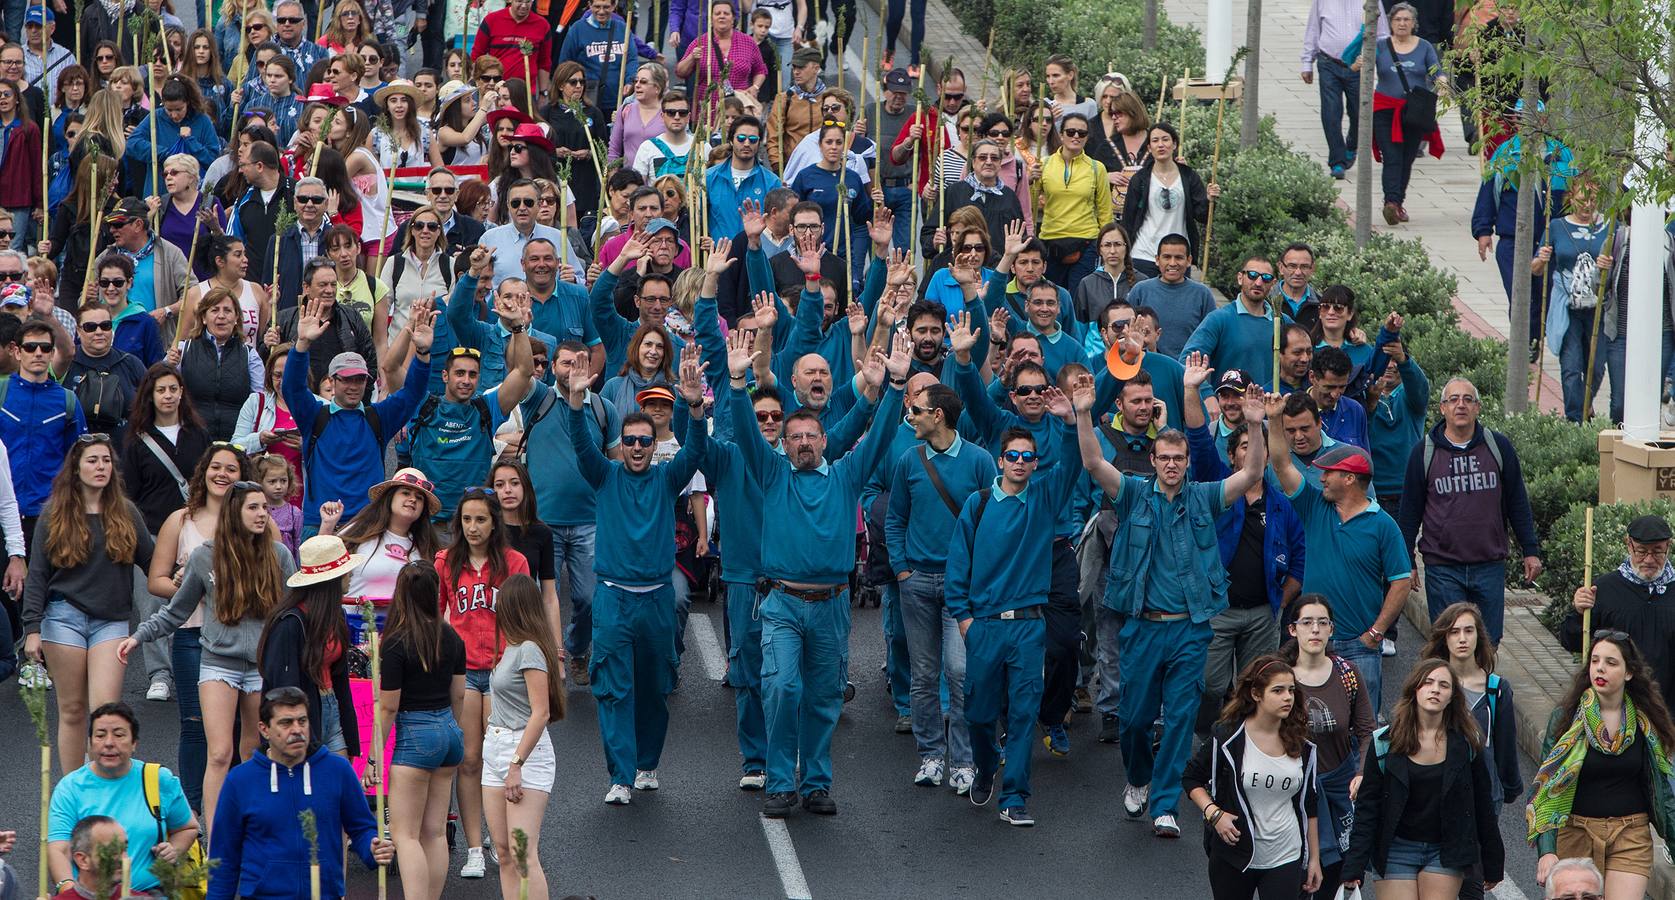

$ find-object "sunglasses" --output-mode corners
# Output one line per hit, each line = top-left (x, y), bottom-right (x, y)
(1107, 319), (1131, 332)
(943, 92), (965, 101)
(663, 108), (689, 116)
(96, 53), (116, 61)
(620, 434), (656, 448)
(1061, 127), (1088, 138)
(908, 405), (936, 417)
(755, 409), (783, 423)
(508, 197), (536, 209)
(509, 143), (529, 152)
(1593, 629), (1632, 643)
(79, 320), (114, 332)
(1158, 186), (1175, 211)
(1242, 270), (1276, 283)
(294, 194), (326, 204)
(448, 346), (483, 359)
(231, 480), (265, 493)
(958, 242), (986, 254)
(1000, 449), (1038, 463)
(0, 270), (19, 282)
(1011, 384), (1047, 396)
(429, 185), (457, 195)
(986, 128), (1011, 138)
(461, 485), (497, 498)
(565, 76), (585, 85)
(247, 24), (268, 32)
(276, 15), (304, 22)
(76, 432), (112, 444)
(98, 277), (127, 288)
(735, 134), (761, 143)
(1319, 301), (1350, 312)
(410, 220), (442, 232)
(0, 230), (14, 242)
(532, 358), (549, 367)
(19, 341), (53, 354)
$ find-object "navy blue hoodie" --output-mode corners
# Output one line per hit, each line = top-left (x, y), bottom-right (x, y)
(208, 745), (379, 900)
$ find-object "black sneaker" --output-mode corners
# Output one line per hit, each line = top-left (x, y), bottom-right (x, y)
(1073, 687), (1093, 714)
(999, 805), (1035, 827)
(1098, 713), (1119, 743)
(762, 791), (798, 818)
(969, 771), (995, 806)
(894, 715), (912, 734)
(802, 789), (837, 815)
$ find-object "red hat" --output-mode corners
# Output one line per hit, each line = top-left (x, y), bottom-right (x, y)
(301, 83), (348, 106)
(485, 107), (533, 130)
(1312, 443), (1373, 476)
(509, 122), (556, 156)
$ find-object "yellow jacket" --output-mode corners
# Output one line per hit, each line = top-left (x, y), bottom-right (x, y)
(1038, 151), (1112, 241)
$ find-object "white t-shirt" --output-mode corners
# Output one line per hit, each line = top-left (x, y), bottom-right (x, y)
(1132, 171), (1189, 263)
(752, 0), (796, 40)
(1242, 739), (1305, 870)
(346, 530), (416, 603)
(633, 133), (697, 180)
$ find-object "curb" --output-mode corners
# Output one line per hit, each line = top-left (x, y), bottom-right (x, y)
(1401, 586), (1675, 898)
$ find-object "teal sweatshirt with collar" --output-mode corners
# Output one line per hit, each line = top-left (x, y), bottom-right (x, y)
(884, 436), (999, 575)
(570, 402), (709, 586)
(945, 462), (1083, 621)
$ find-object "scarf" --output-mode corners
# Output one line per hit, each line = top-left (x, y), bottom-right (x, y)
(789, 78), (826, 103)
(963, 174), (1003, 197)
(1619, 559), (1675, 594)
(99, 0), (123, 20)
(117, 236), (156, 263)
(1527, 688), (1672, 841)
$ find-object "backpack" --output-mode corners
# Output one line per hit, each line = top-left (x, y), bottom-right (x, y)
(1422, 431), (1503, 472)
(0, 376), (78, 441)
(143, 763), (209, 900)
(67, 357), (131, 431)
(646, 135), (692, 178)
(412, 394), (495, 443)
(389, 249), (454, 298)
(1371, 723), (1476, 773)
(310, 403), (384, 444)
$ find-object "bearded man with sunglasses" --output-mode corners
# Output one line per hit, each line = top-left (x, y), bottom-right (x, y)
(1181, 255), (1291, 400)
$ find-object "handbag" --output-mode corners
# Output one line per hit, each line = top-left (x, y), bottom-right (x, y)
(1384, 39), (1438, 135)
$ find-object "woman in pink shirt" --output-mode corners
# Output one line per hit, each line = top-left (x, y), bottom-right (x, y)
(674, 0), (767, 131)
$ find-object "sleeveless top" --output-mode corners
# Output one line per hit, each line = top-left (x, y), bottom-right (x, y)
(351, 146), (396, 242)
(193, 278), (262, 345)
(176, 516), (210, 629)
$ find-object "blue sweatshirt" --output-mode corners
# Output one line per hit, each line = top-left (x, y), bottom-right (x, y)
(1318, 393), (1370, 451)
(124, 110), (222, 196)
(1368, 356), (1429, 498)
(945, 462), (1081, 620)
(113, 300), (165, 367)
(884, 436), (999, 574)
(572, 402), (709, 586)
(1089, 350), (1191, 429)
(1126, 276), (1216, 358)
(557, 13), (658, 101)
(284, 348), (430, 527)
(705, 160), (782, 239)
(590, 269), (688, 374)
(950, 358), (1078, 538)
(733, 381), (902, 584)
(208, 746), (380, 900)
(1180, 302), (1291, 392)
(0, 373), (87, 515)
(788, 163), (874, 249)
(447, 274), (558, 390)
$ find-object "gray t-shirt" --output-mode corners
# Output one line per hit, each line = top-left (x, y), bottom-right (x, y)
(488, 640), (549, 730)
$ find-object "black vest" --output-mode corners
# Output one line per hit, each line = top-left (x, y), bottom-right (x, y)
(180, 336), (252, 442)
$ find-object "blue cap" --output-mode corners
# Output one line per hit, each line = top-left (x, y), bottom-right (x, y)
(24, 6), (52, 24)
(644, 217), (679, 237)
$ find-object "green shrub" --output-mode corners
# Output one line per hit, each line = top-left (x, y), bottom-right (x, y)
(985, 0), (1203, 105)
(1537, 498), (1675, 631)
(1306, 228), (1460, 325)
(1399, 314), (1507, 406)
(1478, 411), (1606, 586)
(1203, 147), (1343, 292)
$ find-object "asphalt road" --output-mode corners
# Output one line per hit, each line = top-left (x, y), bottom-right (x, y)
(0, 596), (1546, 900)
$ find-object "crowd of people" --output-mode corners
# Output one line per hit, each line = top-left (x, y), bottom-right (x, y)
(0, 0), (1657, 898)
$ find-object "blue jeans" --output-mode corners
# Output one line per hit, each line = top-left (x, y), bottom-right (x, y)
(899, 572), (971, 767)
(884, 0), (927, 65)
(172, 629), (206, 813)
(771, 36), (794, 97)
(590, 582), (678, 787)
(1317, 57), (1360, 170)
(1117, 616), (1210, 818)
(1559, 306), (1606, 422)
(1333, 638), (1384, 718)
(965, 615), (1045, 811)
(724, 581), (766, 774)
(880, 581), (911, 717)
(761, 587), (851, 796)
(883, 186), (915, 252)
(1495, 236), (1544, 337)
(1046, 248), (1098, 297)
(1425, 560), (1507, 644)
(554, 524), (598, 656)
(1601, 328), (1675, 423)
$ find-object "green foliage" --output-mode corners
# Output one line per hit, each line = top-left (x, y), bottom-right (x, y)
(1399, 314), (1506, 407)
(298, 809), (319, 866)
(1537, 498), (1675, 631)
(1306, 228), (1460, 325)
(971, 0), (1204, 105)
(1204, 148), (1343, 292)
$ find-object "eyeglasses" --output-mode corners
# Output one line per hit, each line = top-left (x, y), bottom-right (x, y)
(508, 197), (536, 209)
(1550, 893), (1603, 900)
(1319, 301), (1350, 312)
(79, 320), (114, 332)
(1442, 394), (1479, 406)
(447, 346), (483, 359)
(791, 222), (822, 232)
(755, 409), (783, 423)
(1000, 449), (1038, 463)
(565, 76), (585, 85)
(1153, 453), (1188, 465)
(294, 194), (326, 205)
(663, 108), (690, 117)
(1242, 270), (1276, 283)
(429, 185), (457, 195)
(76, 432), (111, 444)
(620, 433), (656, 448)
(958, 243), (986, 254)
(1011, 384), (1047, 396)
(974, 153), (1002, 163)
(1630, 544), (1670, 560)
(276, 15), (304, 22)
(411, 220), (441, 232)
(19, 341), (53, 354)
(735, 134), (761, 144)
(1293, 617), (1333, 630)
(97, 277), (127, 288)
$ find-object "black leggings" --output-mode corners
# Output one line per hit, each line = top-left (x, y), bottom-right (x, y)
(1310, 860), (1345, 900)
(1207, 855), (1304, 900)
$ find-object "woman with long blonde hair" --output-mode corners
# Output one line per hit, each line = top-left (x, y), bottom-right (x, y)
(321, 0), (374, 55)
(118, 481), (292, 835)
(20, 433), (154, 772)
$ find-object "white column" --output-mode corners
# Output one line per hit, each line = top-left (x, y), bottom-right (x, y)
(1205, 0), (1233, 83)
(1624, 22), (1669, 441)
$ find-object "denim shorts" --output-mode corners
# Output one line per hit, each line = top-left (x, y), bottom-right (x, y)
(39, 599), (129, 649)
(198, 658), (263, 692)
(391, 708), (465, 769)
(318, 691), (348, 754)
(465, 668), (491, 694)
(1380, 835), (1463, 880)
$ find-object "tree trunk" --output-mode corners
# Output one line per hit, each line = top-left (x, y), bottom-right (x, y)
(1144, 0), (1158, 51)
(1240, 0), (1262, 147)
(1353, 0), (1377, 246)
(1505, 68), (1540, 413)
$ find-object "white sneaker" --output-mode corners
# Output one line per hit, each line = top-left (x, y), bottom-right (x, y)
(913, 758), (945, 786)
(1381, 637), (1397, 657)
(738, 771), (766, 791)
(459, 847), (486, 879)
(146, 679), (172, 702)
(605, 784), (633, 805)
(949, 767), (975, 796)
(1153, 814), (1180, 838)
(634, 769), (659, 791)
(18, 662), (51, 690)
(1123, 783), (1149, 818)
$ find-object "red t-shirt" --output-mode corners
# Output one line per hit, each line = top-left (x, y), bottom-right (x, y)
(436, 547), (530, 670)
(471, 9), (553, 84)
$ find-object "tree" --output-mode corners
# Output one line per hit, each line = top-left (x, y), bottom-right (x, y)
(1240, 0), (1262, 147)
(1505, 71), (1541, 413)
(1354, 0), (1377, 246)
(1144, 0), (1158, 50)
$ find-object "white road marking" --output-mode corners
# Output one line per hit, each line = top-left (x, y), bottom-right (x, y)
(689, 613), (728, 682)
(1492, 881), (1530, 900)
(760, 816), (814, 900)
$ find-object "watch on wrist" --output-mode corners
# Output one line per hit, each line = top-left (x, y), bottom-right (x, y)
(508, 323), (527, 334)
(510, 753), (524, 767)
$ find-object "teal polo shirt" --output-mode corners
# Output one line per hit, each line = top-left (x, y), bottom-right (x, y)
(1286, 481), (1411, 641)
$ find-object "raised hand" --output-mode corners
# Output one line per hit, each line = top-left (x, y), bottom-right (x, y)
(794, 240), (827, 277)
(296, 296), (331, 344)
(1242, 384), (1266, 423)
(948, 310), (977, 354)
(885, 328), (912, 380)
(726, 328), (758, 378)
(468, 245), (493, 278)
(705, 237), (736, 275)
(319, 500), (344, 530)
(677, 343), (706, 405)
(885, 247), (913, 287)
(1043, 386), (1073, 419)
(1264, 390), (1286, 421)
(1182, 351), (1212, 391)
(410, 303), (436, 354)
(1001, 218), (1028, 258)
(496, 290), (531, 329)
(750, 291), (778, 330)
(1385, 338), (1407, 364)
(847, 300), (868, 336)
(619, 231), (649, 263)
(566, 364), (593, 405)
(989, 305), (1009, 344)
(741, 199), (766, 242)
(868, 205), (895, 248)
(859, 346), (886, 390)
(1071, 372), (1096, 413)
(1384, 310), (1404, 332)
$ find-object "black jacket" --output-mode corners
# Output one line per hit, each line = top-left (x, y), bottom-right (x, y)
(1562, 570), (1675, 714)
(1181, 721), (1320, 873)
(1120, 161), (1211, 263)
(64, 347), (148, 449)
(275, 302), (377, 386)
(1342, 730), (1504, 884)
(119, 423), (210, 534)
(259, 607), (359, 758)
(937, 181), (1026, 254)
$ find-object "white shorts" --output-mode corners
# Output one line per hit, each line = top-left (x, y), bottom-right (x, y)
(481, 725), (555, 794)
